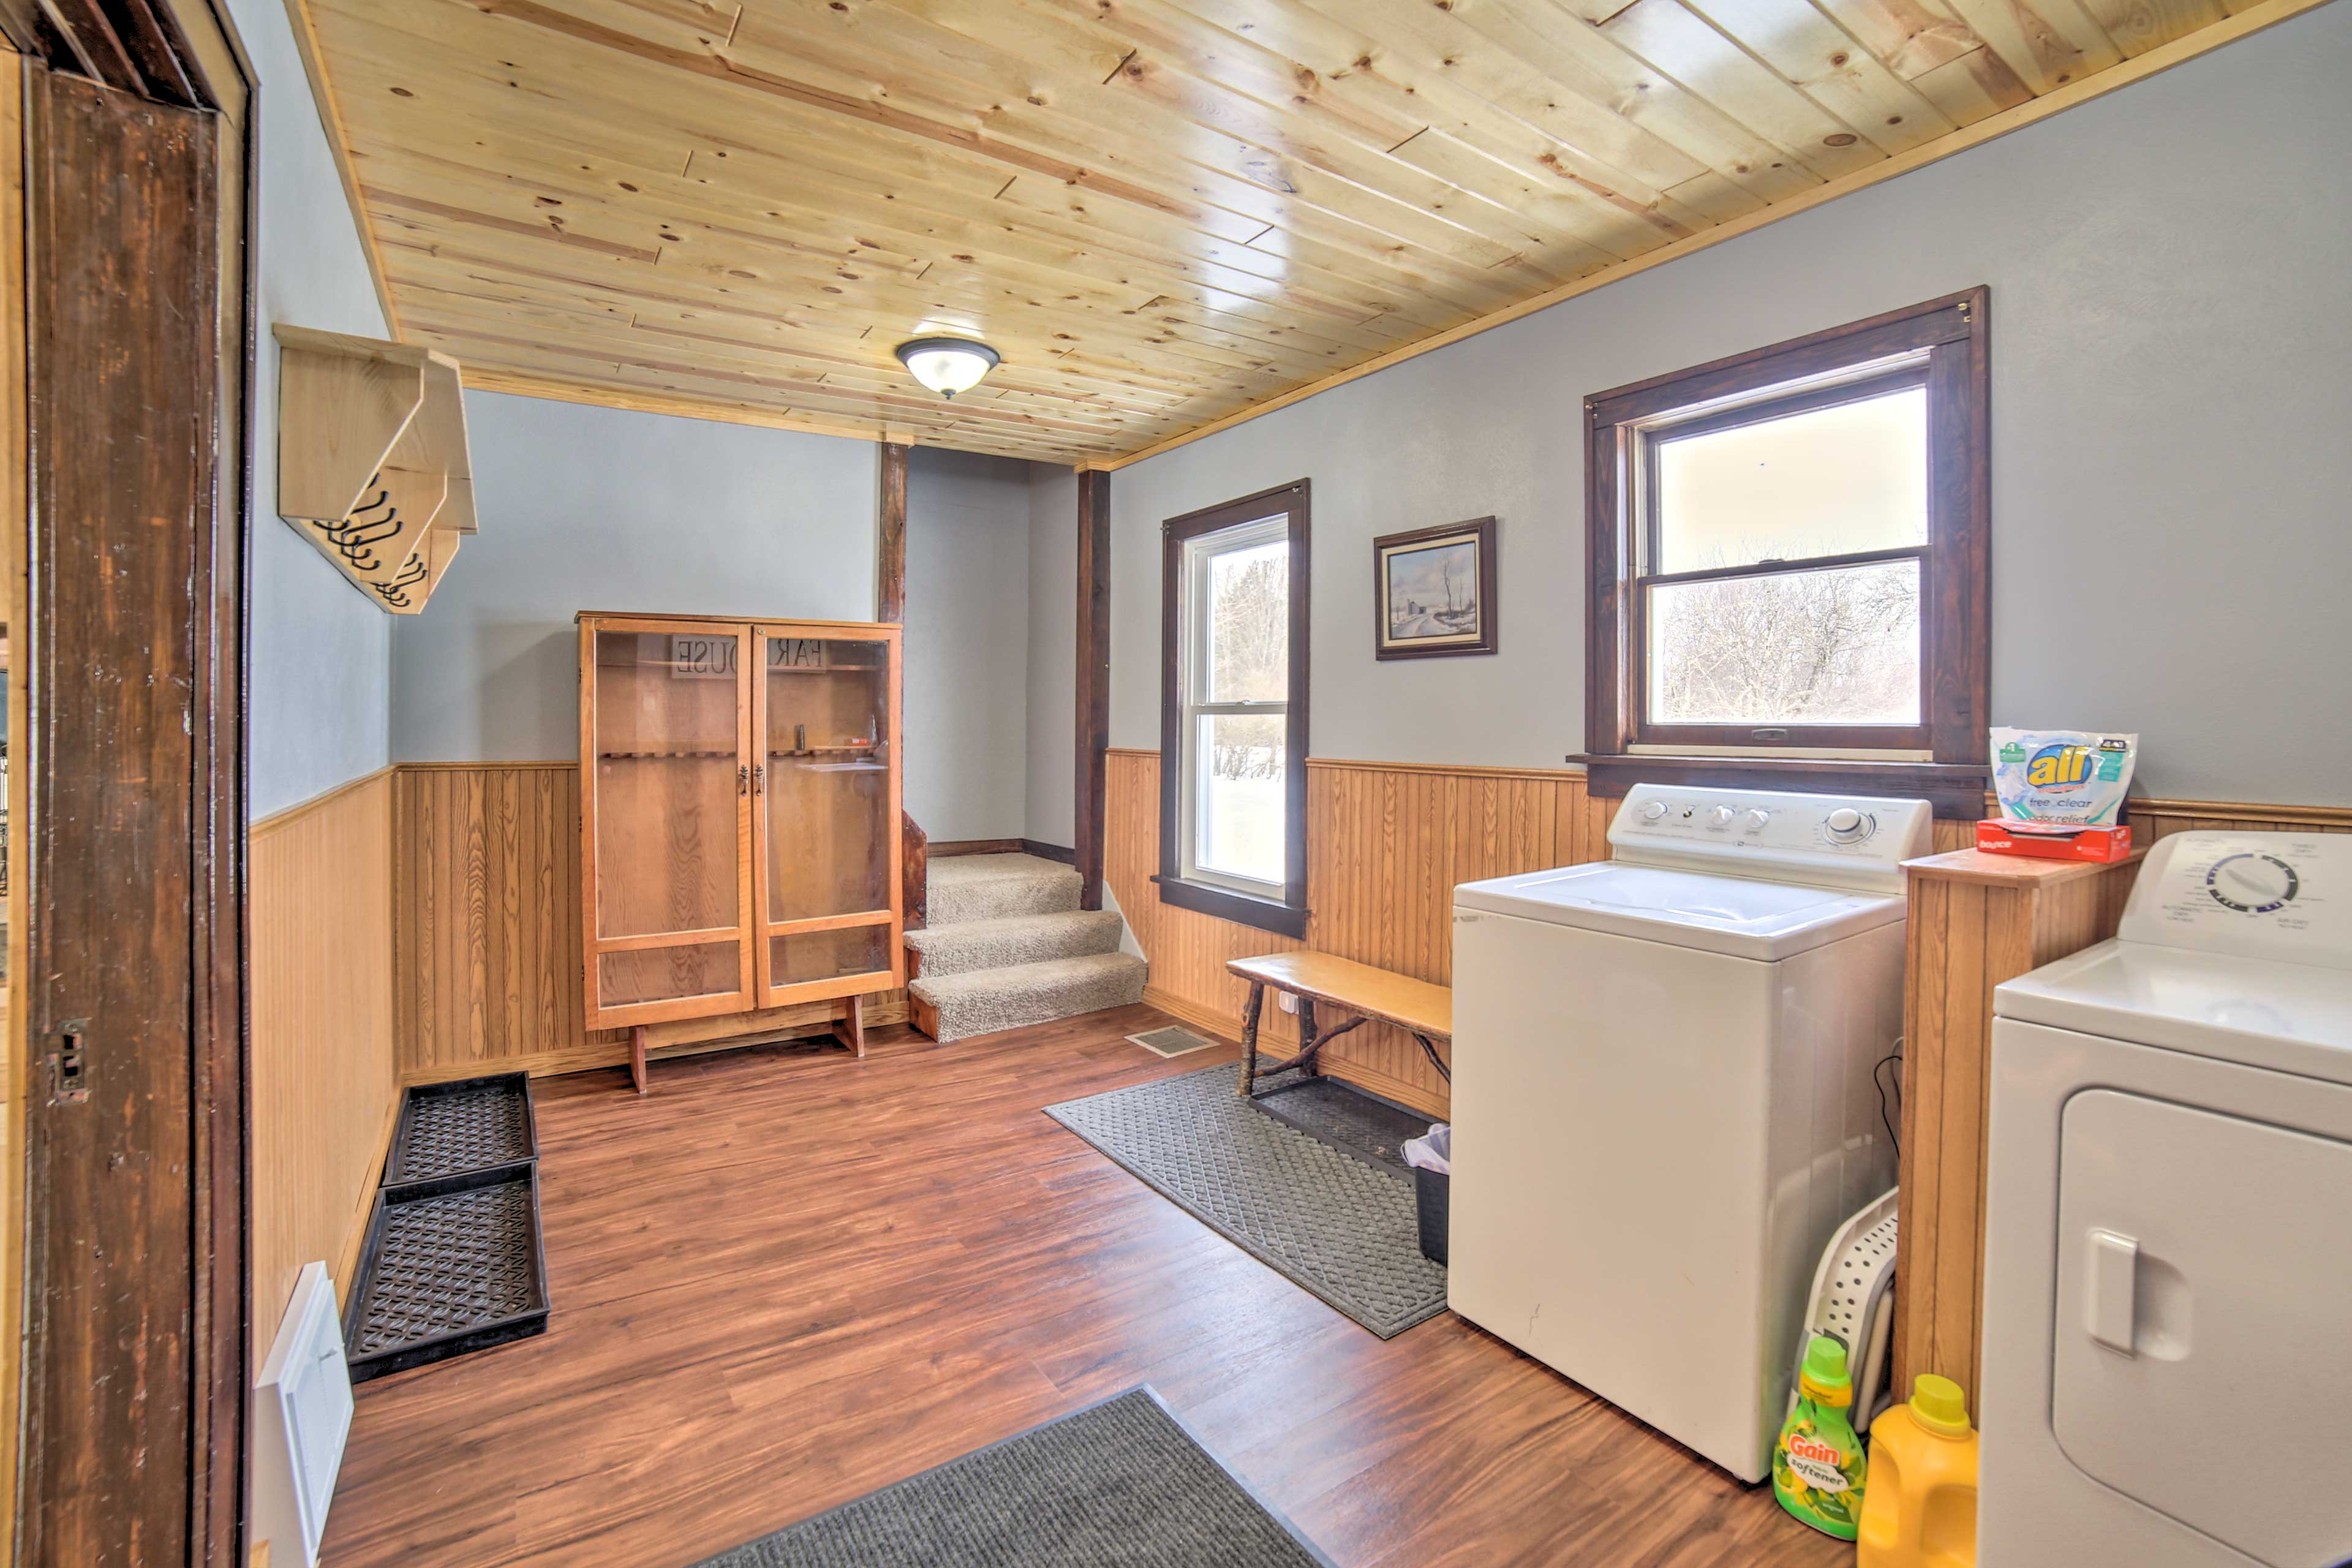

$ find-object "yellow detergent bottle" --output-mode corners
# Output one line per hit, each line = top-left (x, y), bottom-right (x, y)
(1773, 1334), (1866, 1539)
(1858, 1374), (1980, 1568)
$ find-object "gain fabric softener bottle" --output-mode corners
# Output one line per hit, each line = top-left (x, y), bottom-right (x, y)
(1773, 1333), (1868, 1539)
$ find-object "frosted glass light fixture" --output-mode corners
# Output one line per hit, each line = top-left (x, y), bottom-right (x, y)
(894, 336), (1000, 399)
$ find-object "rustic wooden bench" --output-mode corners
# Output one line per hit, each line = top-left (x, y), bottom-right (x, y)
(1225, 951), (1452, 1101)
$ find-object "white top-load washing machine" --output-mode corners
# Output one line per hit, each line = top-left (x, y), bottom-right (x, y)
(1980, 831), (2352, 1568)
(1448, 783), (1931, 1482)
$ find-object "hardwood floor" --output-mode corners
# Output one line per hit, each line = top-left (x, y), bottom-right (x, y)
(322, 1005), (1845, 1568)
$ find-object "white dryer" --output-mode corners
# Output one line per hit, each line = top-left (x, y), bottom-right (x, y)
(1980, 830), (2352, 1568)
(1448, 783), (1929, 1482)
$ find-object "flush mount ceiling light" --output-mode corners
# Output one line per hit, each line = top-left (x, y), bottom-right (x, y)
(894, 336), (1001, 399)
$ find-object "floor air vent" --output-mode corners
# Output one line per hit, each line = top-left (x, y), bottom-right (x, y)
(1126, 1025), (1216, 1058)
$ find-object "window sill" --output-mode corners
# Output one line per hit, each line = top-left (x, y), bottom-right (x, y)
(1576, 754), (1989, 819)
(1152, 874), (1308, 939)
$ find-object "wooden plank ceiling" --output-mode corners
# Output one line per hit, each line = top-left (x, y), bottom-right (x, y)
(302, 0), (2264, 465)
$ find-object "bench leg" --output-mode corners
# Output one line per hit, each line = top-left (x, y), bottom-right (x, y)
(1297, 999), (1320, 1079)
(1237, 981), (1265, 1098)
(1412, 1031), (1451, 1083)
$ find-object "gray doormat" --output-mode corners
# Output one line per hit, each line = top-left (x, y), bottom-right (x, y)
(1045, 1065), (1447, 1338)
(1249, 1071), (1431, 1177)
(693, 1387), (1333, 1567)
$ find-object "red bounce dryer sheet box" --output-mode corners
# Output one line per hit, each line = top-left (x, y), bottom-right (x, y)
(1973, 819), (2135, 863)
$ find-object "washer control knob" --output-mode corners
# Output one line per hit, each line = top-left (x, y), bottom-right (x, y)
(1706, 805), (1736, 828)
(1744, 809), (1772, 832)
(1825, 807), (1871, 843)
(1640, 801), (1670, 823)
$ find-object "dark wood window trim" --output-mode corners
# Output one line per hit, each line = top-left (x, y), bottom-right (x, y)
(1158, 480), (1310, 938)
(1583, 289), (1990, 815)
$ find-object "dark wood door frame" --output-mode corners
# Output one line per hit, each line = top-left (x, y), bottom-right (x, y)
(7, 5), (255, 1561)
(1074, 469), (1109, 910)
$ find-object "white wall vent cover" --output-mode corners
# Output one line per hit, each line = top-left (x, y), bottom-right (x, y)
(253, 1261), (353, 1567)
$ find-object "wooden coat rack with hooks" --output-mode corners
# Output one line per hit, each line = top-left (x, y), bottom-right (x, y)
(273, 323), (479, 614)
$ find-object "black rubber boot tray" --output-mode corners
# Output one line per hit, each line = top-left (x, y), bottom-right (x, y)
(345, 1162), (549, 1384)
(384, 1071), (537, 1188)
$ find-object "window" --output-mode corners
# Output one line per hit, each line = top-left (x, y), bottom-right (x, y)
(1159, 481), (1310, 937)
(1584, 291), (1988, 813)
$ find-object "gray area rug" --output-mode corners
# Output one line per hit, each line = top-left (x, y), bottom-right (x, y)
(1046, 1065), (1448, 1339)
(693, 1387), (1332, 1567)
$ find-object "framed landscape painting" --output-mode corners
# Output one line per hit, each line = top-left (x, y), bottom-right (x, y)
(1374, 516), (1498, 660)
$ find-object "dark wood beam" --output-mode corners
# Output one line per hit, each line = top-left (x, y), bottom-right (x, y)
(1075, 469), (1110, 910)
(878, 442), (921, 928)
(876, 441), (907, 624)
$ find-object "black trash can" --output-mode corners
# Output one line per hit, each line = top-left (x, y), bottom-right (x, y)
(1414, 1164), (1449, 1265)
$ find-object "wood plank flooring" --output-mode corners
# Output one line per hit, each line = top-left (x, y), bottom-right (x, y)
(322, 1005), (1845, 1568)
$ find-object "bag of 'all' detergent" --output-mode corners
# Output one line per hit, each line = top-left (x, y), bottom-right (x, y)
(1991, 729), (2136, 827)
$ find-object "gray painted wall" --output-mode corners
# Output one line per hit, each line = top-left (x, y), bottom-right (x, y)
(1027, 466), (1079, 848)
(390, 392), (880, 761)
(1107, 6), (2352, 807)
(905, 448), (1035, 840)
(235, 0), (394, 819)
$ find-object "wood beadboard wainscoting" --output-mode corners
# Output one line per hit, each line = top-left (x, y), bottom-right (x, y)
(393, 762), (907, 1085)
(1106, 748), (2347, 1119)
(1107, 751), (1618, 1117)
(251, 769), (399, 1360)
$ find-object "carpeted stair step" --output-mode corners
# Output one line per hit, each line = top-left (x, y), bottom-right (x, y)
(905, 909), (1124, 981)
(927, 853), (1082, 925)
(910, 952), (1147, 1044)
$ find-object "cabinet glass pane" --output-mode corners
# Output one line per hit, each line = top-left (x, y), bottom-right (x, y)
(769, 925), (892, 988)
(592, 631), (742, 940)
(763, 636), (891, 925)
(598, 941), (740, 1009)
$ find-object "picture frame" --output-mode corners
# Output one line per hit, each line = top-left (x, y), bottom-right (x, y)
(1373, 516), (1498, 660)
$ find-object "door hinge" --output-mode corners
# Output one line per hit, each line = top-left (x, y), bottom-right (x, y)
(49, 1019), (91, 1105)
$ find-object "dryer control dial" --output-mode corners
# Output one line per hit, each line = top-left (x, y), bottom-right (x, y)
(1706, 805), (1736, 829)
(1641, 801), (1670, 824)
(2207, 853), (2299, 914)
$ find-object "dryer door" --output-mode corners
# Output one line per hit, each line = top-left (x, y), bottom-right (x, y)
(2053, 1089), (2352, 1567)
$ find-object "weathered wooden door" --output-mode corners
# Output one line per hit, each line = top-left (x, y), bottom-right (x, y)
(13, 59), (246, 1568)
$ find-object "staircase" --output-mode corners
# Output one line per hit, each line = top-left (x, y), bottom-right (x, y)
(905, 854), (1145, 1042)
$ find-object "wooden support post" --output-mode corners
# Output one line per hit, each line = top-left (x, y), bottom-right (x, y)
(876, 441), (907, 622)
(1075, 468), (1110, 911)
(878, 442), (927, 932)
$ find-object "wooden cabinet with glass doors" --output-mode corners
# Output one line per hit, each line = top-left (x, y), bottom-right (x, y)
(577, 613), (903, 1091)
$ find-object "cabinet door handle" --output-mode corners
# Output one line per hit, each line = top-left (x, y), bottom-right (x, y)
(738, 765), (748, 796)
(755, 763), (766, 795)
(2085, 1227), (2139, 1357)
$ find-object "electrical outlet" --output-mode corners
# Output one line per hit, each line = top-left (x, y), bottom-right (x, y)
(1276, 991), (1298, 1014)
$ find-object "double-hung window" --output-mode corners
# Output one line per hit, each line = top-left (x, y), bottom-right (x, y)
(1159, 481), (1310, 937)
(1584, 291), (1989, 812)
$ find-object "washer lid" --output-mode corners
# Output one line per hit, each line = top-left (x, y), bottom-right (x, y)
(1452, 861), (1907, 961)
(1997, 940), (2352, 1087)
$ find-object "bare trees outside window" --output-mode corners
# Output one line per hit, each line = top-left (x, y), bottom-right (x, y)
(1585, 295), (1991, 784)
(1161, 481), (1311, 937)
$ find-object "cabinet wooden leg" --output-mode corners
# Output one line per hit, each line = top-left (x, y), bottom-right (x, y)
(629, 1025), (649, 1096)
(834, 993), (866, 1058)
(1237, 982), (1265, 1098)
